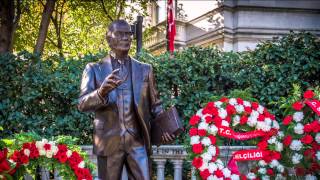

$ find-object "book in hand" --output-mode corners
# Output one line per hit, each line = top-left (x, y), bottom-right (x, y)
(151, 106), (184, 146)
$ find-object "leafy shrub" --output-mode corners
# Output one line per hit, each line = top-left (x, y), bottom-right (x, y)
(0, 32), (319, 145)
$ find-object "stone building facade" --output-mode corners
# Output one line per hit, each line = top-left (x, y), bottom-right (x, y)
(144, 0), (320, 54)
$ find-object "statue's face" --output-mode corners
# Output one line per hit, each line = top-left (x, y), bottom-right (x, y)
(107, 23), (133, 52)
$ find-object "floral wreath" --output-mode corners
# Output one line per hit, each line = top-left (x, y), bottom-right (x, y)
(279, 90), (320, 179)
(6, 138), (93, 180)
(188, 97), (281, 180)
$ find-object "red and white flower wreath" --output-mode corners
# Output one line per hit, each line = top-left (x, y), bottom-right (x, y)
(9, 139), (93, 180)
(188, 97), (281, 180)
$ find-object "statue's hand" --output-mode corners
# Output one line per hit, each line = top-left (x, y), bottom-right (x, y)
(98, 69), (123, 97)
(161, 132), (175, 143)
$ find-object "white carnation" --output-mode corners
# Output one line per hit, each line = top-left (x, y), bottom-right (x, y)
(78, 161), (85, 168)
(264, 118), (272, 126)
(251, 110), (259, 118)
(258, 160), (267, 166)
(275, 142), (283, 152)
(24, 149), (30, 157)
(292, 153), (303, 164)
(66, 150), (72, 158)
(230, 174), (240, 180)
(257, 105), (264, 114)
(247, 116), (257, 127)
(190, 136), (200, 145)
(208, 162), (217, 173)
(222, 168), (231, 178)
(277, 131), (284, 138)
(272, 120), (280, 129)
(208, 145), (216, 156)
(267, 136), (277, 144)
(293, 112), (304, 122)
(232, 115), (240, 126)
(208, 125), (218, 135)
(46, 151), (53, 158)
(229, 98), (237, 105)
(261, 175), (270, 180)
(201, 152), (213, 162)
(247, 172), (256, 180)
(39, 149), (46, 156)
(257, 121), (271, 132)
(218, 109), (228, 119)
(221, 120), (230, 127)
(275, 174), (286, 180)
(290, 140), (303, 151)
(201, 137), (211, 146)
(198, 122), (209, 130)
(52, 145), (59, 155)
(207, 175), (215, 180)
(235, 105), (244, 113)
(270, 160), (279, 168)
(199, 162), (209, 171)
(214, 101), (223, 107)
(277, 164), (284, 173)
(294, 123), (304, 134)
(258, 168), (266, 174)
(243, 101), (251, 107)
(315, 133), (320, 144)
(305, 174), (317, 180)
(196, 109), (203, 116)
(316, 151), (320, 160)
(215, 159), (224, 169)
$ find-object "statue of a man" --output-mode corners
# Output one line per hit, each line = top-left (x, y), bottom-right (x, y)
(78, 20), (174, 180)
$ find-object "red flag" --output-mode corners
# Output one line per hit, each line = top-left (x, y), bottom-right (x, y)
(167, 0), (176, 53)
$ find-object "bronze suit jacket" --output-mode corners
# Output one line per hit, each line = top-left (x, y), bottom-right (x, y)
(78, 55), (163, 156)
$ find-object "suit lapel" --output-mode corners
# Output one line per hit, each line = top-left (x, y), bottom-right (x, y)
(99, 56), (117, 103)
(131, 58), (143, 107)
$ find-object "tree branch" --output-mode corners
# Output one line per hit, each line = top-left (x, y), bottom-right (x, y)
(100, 0), (113, 21)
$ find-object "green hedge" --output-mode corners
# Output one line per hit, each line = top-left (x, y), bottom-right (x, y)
(1, 32), (319, 144)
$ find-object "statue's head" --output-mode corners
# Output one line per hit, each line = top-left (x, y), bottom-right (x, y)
(106, 20), (133, 54)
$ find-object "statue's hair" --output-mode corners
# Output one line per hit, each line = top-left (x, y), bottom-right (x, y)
(106, 20), (130, 37)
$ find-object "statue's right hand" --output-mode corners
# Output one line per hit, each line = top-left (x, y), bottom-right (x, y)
(98, 69), (122, 97)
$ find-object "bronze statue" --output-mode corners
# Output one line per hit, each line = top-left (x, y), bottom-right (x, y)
(78, 20), (174, 180)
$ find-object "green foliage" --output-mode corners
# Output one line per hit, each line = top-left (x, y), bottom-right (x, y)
(0, 32), (319, 146)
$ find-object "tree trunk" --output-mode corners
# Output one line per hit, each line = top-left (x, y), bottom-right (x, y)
(34, 0), (56, 55)
(0, 0), (15, 53)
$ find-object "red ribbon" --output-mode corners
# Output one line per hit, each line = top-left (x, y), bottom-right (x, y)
(228, 149), (271, 174)
(306, 99), (320, 116)
(217, 126), (268, 140)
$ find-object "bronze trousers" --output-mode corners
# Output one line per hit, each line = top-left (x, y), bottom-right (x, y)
(97, 132), (150, 180)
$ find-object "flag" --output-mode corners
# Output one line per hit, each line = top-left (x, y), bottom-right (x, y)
(167, 0), (176, 53)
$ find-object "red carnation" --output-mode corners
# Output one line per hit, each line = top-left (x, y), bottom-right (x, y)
(200, 169), (211, 179)
(267, 168), (274, 176)
(282, 115), (293, 125)
(226, 104), (236, 115)
(213, 116), (222, 125)
(189, 115), (201, 126)
(192, 143), (203, 154)
(220, 97), (229, 102)
(189, 128), (198, 136)
(208, 135), (216, 144)
(304, 149), (315, 159)
(20, 154), (29, 164)
(292, 101), (303, 111)
(44, 143), (51, 151)
(240, 174), (247, 180)
(283, 135), (292, 147)
(257, 114), (265, 121)
(205, 116), (214, 123)
(214, 169), (224, 178)
(192, 157), (203, 169)
(301, 135), (313, 144)
(304, 123), (313, 133)
(257, 141), (268, 150)
(310, 162), (320, 171)
(244, 107), (252, 114)
(272, 151), (281, 160)
(237, 98), (244, 105)
(240, 116), (248, 125)
(198, 129), (207, 136)
(311, 120), (320, 133)
(295, 167), (305, 176)
(304, 90), (315, 99)
(251, 102), (259, 110)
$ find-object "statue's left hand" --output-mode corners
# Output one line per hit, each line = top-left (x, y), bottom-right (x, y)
(161, 132), (175, 143)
